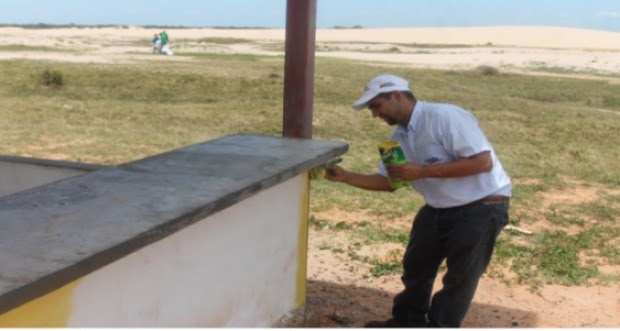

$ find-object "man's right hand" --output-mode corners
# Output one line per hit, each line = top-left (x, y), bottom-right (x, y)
(324, 165), (347, 182)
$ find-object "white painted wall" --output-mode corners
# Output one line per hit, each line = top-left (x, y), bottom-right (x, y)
(67, 174), (307, 327)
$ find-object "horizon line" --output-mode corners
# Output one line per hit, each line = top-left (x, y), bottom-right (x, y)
(2, 22), (620, 33)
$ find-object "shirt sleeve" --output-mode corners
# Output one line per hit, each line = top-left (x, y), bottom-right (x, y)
(437, 106), (491, 158)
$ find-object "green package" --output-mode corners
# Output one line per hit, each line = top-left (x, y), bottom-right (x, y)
(378, 141), (410, 189)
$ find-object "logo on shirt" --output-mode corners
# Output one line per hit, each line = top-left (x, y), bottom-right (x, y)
(424, 157), (440, 165)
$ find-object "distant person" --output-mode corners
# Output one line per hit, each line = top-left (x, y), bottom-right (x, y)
(151, 33), (160, 53)
(159, 31), (173, 55)
(324, 74), (511, 327)
(160, 31), (169, 47)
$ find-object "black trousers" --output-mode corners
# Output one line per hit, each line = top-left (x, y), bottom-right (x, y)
(392, 200), (510, 327)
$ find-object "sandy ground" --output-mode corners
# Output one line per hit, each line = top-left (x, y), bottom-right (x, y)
(304, 211), (619, 328)
(1, 26), (619, 327)
(2, 26), (620, 74)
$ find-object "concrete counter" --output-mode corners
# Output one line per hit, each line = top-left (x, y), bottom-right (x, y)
(0, 156), (104, 198)
(0, 134), (348, 326)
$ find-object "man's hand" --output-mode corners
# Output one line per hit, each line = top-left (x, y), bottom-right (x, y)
(324, 165), (347, 182)
(386, 163), (425, 182)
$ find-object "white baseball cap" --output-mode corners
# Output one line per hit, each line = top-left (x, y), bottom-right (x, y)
(351, 74), (411, 111)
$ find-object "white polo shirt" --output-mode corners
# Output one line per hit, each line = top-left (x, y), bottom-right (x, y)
(378, 101), (512, 208)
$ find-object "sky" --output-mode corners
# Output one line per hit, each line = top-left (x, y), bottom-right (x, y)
(2, 0), (620, 32)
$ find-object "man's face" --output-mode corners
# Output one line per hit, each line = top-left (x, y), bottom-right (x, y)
(367, 94), (397, 125)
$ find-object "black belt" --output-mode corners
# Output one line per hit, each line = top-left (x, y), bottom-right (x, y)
(467, 195), (510, 206)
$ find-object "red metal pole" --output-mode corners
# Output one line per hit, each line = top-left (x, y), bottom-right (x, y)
(282, 0), (317, 139)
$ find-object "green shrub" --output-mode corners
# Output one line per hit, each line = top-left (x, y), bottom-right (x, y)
(476, 65), (499, 76)
(40, 69), (64, 87)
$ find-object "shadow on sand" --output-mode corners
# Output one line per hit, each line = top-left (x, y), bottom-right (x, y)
(283, 279), (538, 328)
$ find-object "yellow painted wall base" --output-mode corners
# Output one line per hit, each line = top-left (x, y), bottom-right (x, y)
(0, 280), (79, 327)
(295, 173), (310, 307)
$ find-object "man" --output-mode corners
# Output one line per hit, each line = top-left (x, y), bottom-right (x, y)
(325, 74), (511, 327)
(151, 33), (160, 53)
(160, 31), (169, 46)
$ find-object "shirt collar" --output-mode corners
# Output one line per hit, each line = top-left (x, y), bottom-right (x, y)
(395, 101), (423, 135)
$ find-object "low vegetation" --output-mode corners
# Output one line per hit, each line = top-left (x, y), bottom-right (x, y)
(0, 51), (618, 289)
(39, 68), (64, 87)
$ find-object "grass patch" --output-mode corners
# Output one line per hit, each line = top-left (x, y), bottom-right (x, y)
(475, 65), (499, 76)
(529, 64), (620, 78)
(493, 224), (620, 289)
(352, 222), (409, 245)
(193, 37), (253, 44)
(0, 44), (65, 52)
(39, 69), (64, 87)
(370, 262), (402, 277)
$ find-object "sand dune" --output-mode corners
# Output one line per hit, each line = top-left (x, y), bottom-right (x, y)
(316, 26), (620, 50)
(1, 26), (620, 73)
(2, 25), (620, 49)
